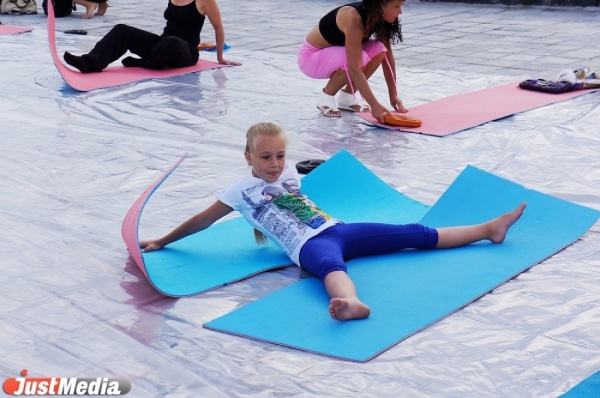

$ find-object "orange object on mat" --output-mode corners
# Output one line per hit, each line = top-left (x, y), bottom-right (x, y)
(383, 113), (422, 127)
(198, 42), (216, 50)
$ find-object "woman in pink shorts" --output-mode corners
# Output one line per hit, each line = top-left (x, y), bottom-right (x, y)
(297, 0), (407, 122)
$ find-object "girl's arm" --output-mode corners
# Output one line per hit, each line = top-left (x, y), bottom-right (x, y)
(381, 44), (407, 113)
(200, 0), (241, 65)
(140, 200), (233, 252)
(338, 8), (387, 122)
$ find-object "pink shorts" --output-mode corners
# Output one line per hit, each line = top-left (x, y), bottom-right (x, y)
(297, 39), (387, 79)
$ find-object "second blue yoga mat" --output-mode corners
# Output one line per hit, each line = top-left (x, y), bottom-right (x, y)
(204, 165), (600, 362)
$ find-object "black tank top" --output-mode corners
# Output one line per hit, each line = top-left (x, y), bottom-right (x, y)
(318, 2), (369, 46)
(162, 0), (206, 48)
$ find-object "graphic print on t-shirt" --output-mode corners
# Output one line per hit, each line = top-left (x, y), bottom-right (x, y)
(241, 177), (331, 255)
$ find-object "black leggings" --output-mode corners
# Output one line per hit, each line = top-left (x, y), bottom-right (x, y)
(82, 24), (199, 71)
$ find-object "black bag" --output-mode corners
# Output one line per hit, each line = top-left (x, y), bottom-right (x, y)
(42, 0), (75, 17)
(518, 79), (574, 94)
(296, 159), (325, 174)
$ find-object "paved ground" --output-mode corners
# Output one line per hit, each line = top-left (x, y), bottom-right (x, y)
(3, 0), (599, 79)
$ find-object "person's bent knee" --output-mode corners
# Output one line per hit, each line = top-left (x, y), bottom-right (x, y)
(300, 252), (347, 281)
(300, 257), (347, 281)
(112, 24), (130, 34)
(161, 36), (181, 47)
(370, 52), (386, 63)
(419, 224), (439, 249)
(362, 40), (386, 58)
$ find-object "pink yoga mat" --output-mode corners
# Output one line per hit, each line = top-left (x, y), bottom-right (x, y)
(0, 25), (33, 35)
(46, 3), (231, 91)
(357, 82), (600, 136)
(121, 155), (186, 279)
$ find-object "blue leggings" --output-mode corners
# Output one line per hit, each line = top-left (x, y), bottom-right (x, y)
(298, 223), (439, 280)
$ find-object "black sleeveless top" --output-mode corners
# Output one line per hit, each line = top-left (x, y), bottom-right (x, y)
(162, 0), (206, 48)
(318, 2), (370, 46)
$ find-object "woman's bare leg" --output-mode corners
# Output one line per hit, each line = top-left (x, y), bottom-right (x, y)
(436, 202), (527, 248)
(321, 51), (386, 114)
(341, 52), (385, 95)
(73, 0), (98, 18)
(96, 1), (108, 15)
(323, 69), (350, 96)
(324, 51), (385, 97)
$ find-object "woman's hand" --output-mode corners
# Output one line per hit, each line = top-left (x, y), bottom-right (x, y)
(217, 57), (241, 66)
(390, 95), (408, 113)
(371, 102), (390, 124)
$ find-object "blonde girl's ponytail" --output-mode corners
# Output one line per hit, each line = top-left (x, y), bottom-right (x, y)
(253, 229), (268, 245)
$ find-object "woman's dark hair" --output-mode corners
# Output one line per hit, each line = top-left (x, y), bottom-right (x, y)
(363, 0), (403, 45)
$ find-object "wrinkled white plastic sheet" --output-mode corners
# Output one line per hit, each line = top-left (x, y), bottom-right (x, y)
(1, 21), (600, 398)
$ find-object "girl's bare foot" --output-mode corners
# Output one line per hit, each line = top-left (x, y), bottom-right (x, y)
(96, 1), (108, 15)
(329, 297), (370, 321)
(489, 202), (527, 243)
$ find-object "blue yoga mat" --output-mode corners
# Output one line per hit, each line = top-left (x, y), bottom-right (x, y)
(561, 370), (600, 397)
(131, 150), (428, 296)
(204, 164), (600, 362)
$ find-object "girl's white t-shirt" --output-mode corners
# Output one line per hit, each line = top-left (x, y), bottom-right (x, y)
(217, 162), (339, 265)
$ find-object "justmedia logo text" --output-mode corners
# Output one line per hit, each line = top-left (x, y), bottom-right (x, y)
(3, 369), (131, 396)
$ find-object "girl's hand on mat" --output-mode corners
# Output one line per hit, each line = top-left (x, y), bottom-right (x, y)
(140, 240), (163, 252)
(218, 58), (241, 66)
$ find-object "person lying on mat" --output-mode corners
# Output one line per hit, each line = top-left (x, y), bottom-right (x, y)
(63, 0), (240, 73)
(297, 0), (408, 121)
(140, 122), (527, 321)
